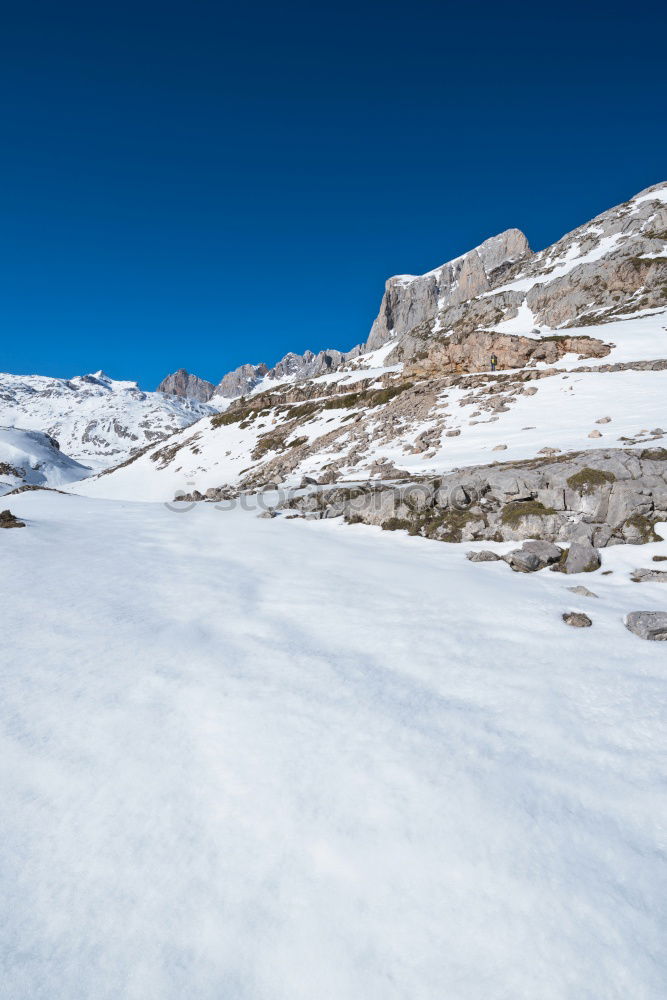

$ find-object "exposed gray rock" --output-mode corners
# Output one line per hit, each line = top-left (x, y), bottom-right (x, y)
(216, 363), (268, 399)
(558, 540), (601, 574)
(630, 568), (667, 583)
(504, 549), (543, 573)
(521, 540), (563, 563)
(504, 540), (562, 572)
(366, 229), (532, 351)
(625, 612), (667, 640)
(562, 612), (592, 628)
(567, 585), (598, 598)
(466, 550), (502, 562)
(157, 368), (216, 402)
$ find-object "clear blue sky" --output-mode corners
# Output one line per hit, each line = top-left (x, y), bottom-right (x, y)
(2, 0), (665, 389)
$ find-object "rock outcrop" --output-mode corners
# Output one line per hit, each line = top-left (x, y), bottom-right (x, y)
(279, 447), (667, 551)
(215, 363), (268, 398)
(384, 182), (667, 368)
(0, 508), (25, 528)
(366, 229), (532, 351)
(161, 181), (667, 396)
(157, 369), (216, 403)
(625, 611), (667, 640)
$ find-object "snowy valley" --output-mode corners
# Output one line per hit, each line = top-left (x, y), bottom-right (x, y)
(3, 181), (667, 1000)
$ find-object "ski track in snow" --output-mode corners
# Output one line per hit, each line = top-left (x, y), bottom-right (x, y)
(1, 492), (667, 999)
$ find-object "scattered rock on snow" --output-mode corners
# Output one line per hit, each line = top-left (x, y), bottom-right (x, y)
(504, 540), (563, 573)
(624, 612), (667, 641)
(556, 540), (601, 574)
(562, 611), (592, 628)
(0, 509), (25, 529)
(567, 585), (599, 598)
(595, 416), (612, 424)
(521, 540), (563, 563)
(465, 550), (502, 562)
(492, 444), (508, 451)
(588, 430), (602, 438)
(630, 568), (667, 583)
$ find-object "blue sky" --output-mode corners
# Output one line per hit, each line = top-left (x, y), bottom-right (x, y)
(1, 0), (665, 389)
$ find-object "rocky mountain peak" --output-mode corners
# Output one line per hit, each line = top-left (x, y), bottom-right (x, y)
(215, 363), (269, 399)
(365, 228), (533, 351)
(157, 368), (216, 403)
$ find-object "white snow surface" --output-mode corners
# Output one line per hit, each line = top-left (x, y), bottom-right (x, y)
(0, 370), (215, 471)
(0, 426), (91, 495)
(1, 491), (666, 999)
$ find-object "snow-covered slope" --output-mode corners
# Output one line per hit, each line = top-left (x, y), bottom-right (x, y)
(0, 426), (91, 495)
(71, 182), (666, 502)
(2, 489), (667, 998)
(72, 309), (667, 502)
(0, 370), (215, 472)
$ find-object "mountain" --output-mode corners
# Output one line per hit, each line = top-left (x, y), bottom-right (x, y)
(73, 182), (667, 502)
(0, 426), (91, 495)
(156, 368), (216, 402)
(0, 370), (215, 472)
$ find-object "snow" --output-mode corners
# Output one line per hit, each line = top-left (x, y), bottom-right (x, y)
(632, 185), (667, 207)
(0, 426), (91, 495)
(375, 368), (667, 476)
(74, 326), (667, 502)
(490, 233), (626, 295)
(488, 299), (540, 336)
(1, 490), (666, 999)
(0, 371), (214, 471)
(552, 310), (667, 366)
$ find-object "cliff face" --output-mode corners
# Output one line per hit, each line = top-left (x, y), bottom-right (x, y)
(157, 182), (667, 404)
(157, 368), (216, 403)
(365, 228), (532, 352)
(215, 363), (268, 398)
(384, 182), (667, 367)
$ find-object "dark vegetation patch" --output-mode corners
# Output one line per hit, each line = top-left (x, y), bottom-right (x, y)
(566, 468), (616, 494)
(500, 500), (557, 526)
(625, 513), (661, 543)
(381, 517), (412, 531)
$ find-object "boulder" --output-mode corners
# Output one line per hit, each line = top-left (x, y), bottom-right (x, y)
(0, 509), (25, 528)
(521, 540), (563, 563)
(562, 612), (592, 628)
(558, 540), (601, 574)
(630, 568), (667, 583)
(466, 550), (502, 562)
(624, 612), (667, 640)
(567, 585), (598, 598)
(504, 549), (542, 573)
(504, 540), (562, 572)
